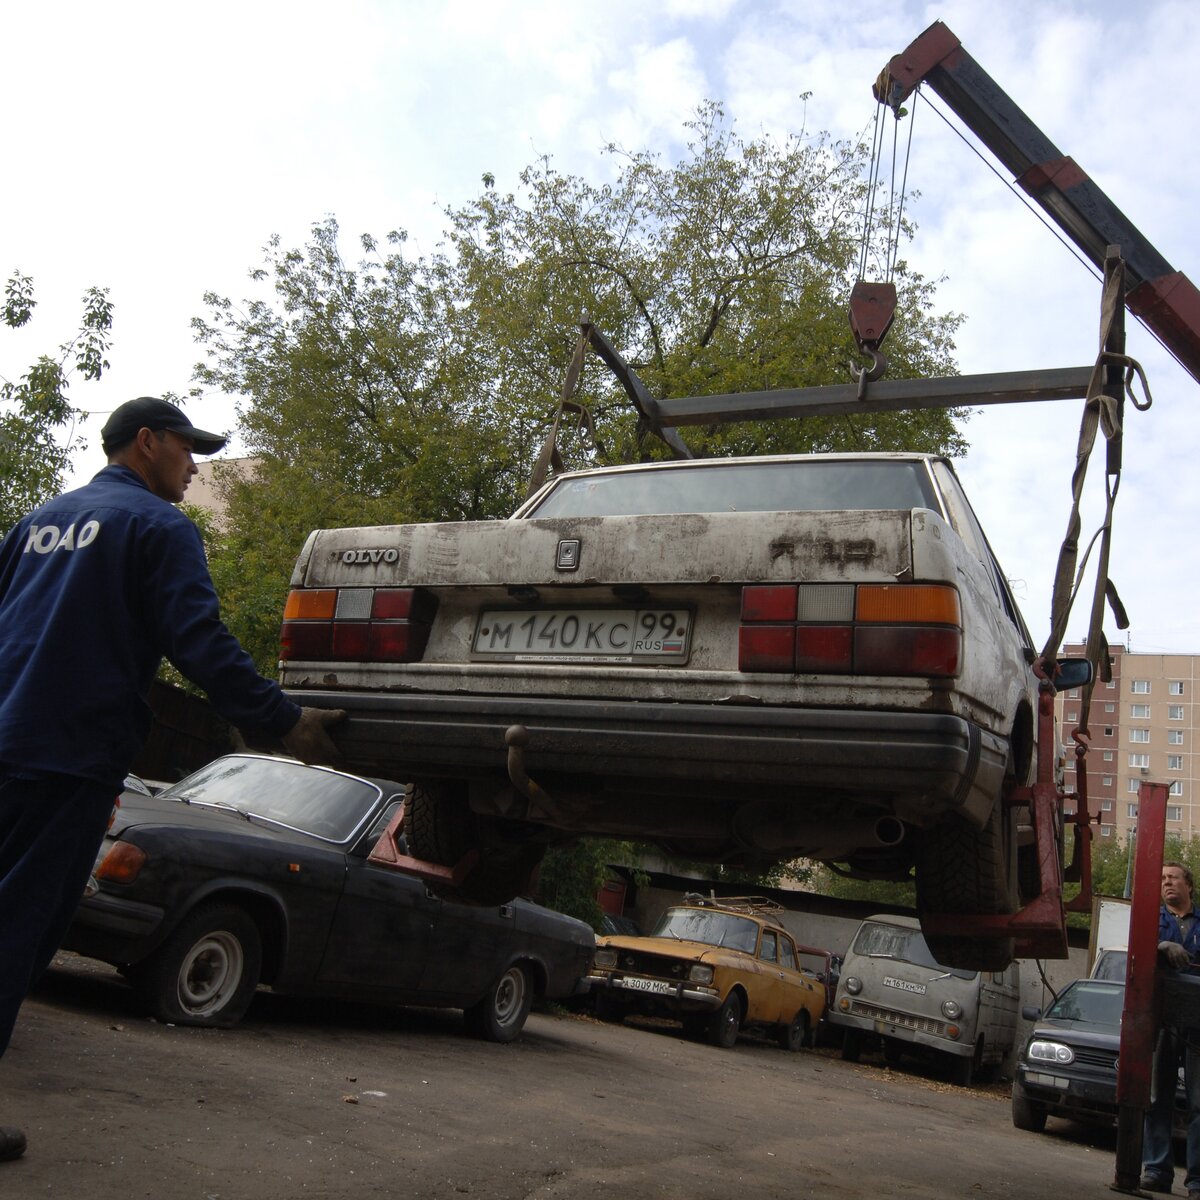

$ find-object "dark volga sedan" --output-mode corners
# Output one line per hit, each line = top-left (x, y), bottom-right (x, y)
(63, 755), (594, 1041)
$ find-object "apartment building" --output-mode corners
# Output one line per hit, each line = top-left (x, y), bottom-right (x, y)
(1058, 642), (1197, 841)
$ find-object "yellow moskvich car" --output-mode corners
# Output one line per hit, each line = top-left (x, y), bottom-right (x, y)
(588, 895), (826, 1049)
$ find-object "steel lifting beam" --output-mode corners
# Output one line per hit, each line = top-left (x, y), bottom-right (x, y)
(653, 365), (1093, 428)
(874, 21), (1200, 385)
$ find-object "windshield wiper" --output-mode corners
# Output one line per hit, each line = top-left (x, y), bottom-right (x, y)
(193, 800), (252, 822)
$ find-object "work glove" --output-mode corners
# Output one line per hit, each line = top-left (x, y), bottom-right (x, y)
(280, 707), (347, 766)
(1158, 940), (1190, 970)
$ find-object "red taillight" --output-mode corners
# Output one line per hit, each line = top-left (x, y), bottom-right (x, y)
(738, 583), (960, 678)
(280, 587), (436, 664)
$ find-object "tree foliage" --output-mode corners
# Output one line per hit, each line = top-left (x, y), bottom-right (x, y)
(1, 272), (114, 533)
(194, 102), (966, 674)
(535, 839), (650, 930)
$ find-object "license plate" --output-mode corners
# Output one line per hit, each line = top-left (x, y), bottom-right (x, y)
(883, 976), (926, 995)
(472, 609), (691, 663)
(617, 976), (675, 994)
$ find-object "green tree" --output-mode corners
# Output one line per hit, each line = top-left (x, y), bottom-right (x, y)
(193, 101), (965, 672)
(535, 839), (650, 930)
(1, 272), (114, 533)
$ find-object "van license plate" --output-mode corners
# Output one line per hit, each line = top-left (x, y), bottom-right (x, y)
(883, 976), (926, 995)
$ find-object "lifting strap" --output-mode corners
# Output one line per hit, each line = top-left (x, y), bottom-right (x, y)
(1041, 248), (1151, 742)
(525, 330), (600, 499)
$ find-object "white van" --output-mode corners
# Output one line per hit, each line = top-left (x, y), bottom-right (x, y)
(828, 913), (1020, 1085)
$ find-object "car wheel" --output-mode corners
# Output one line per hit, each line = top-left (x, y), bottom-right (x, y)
(777, 1009), (810, 1052)
(707, 994), (741, 1049)
(916, 765), (1019, 971)
(132, 903), (262, 1028)
(841, 1029), (862, 1062)
(407, 780), (545, 905)
(463, 963), (533, 1043)
(1011, 1085), (1048, 1132)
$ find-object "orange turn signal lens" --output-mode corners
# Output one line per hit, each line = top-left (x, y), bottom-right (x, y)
(283, 589), (337, 620)
(95, 842), (148, 884)
(855, 585), (961, 625)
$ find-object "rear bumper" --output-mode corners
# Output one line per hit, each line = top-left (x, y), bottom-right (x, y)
(287, 689), (1007, 831)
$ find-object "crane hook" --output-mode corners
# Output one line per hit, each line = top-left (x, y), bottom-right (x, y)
(850, 348), (887, 400)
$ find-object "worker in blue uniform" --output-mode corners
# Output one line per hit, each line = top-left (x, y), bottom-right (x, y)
(1142, 861), (1200, 1197)
(0, 397), (344, 1163)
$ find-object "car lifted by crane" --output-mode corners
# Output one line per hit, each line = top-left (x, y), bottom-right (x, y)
(285, 23), (1200, 1005)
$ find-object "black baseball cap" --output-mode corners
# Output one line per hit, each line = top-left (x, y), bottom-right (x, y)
(101, 396), (228, 456)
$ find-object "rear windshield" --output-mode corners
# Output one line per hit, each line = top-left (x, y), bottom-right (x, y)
(851, 920), (977, 980)
(526, 460), (940, 518)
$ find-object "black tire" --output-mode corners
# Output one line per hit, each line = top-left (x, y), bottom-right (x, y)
(777, 1009), (810, 1052)
(594, 991), (626, 1024)
(916, 766), (1019, 971)
(407, 780), (545, 905)
(708, 993), (741, 1049)
(1011, 1086), (1048, 1133)
(132, 903), (262, 1028)
(841, 1029), (863, 1062)
(883, 1037), (904, 1067)
(463, 963), (533, 1043)
(950, 1040), (983, 1087)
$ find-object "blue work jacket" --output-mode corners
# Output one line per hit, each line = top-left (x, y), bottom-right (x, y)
(1160, 904), (1200, 967)
(0, 465), (299, 787)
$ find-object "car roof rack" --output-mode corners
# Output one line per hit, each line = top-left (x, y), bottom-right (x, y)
(682, 893), (785, 917)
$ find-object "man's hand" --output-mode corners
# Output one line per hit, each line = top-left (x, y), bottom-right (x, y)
(1158, 940), (1190, 970)
(281, 707), (347, 766)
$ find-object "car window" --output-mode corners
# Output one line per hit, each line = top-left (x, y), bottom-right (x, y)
(526, 460), (942, 518)
(778, 937), (797, 970)
(850, 920), (977, 981)
(354, 798), (404, 857)
(651, 908), (759, 953)
(760, 931), (778, 962)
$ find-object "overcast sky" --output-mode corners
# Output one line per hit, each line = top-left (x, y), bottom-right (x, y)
(3, 0), (1197, 654)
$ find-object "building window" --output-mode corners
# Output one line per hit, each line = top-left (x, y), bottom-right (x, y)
(1128, 803), (1140, 817)
(1068, 689), (1080, 699)
(1169, 755), (1184, 770)
(1106, 680), (1116, 690)
(1130, 728), (1151, 743)
(1129, 753), (1150, 768)
(1103, 775), (1114, 786)
(1101, 824), (1113, 837)
(1105, 703), (1116, 713)
(1169, 730), (1185, 745)
(1169, 806), (1183, 821)
(1101, 799), (1114, 812)
(1066, 710), (1078, 721)
(1104, 750), (1115, 761)
(1132, 680), (1151, 694)
(1170, 781), (1184, 796)
(1131, 704), (1151, 718)
(1128, 779), (1142, 793)
(1169, 705), (1185, 720)
(1170, 682), (1185, 696)
(1105, 727), (1115, 737)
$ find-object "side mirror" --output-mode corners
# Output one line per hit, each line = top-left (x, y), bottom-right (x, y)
(1052, 657), (1093, 691)
(1021, 1005), (1042, 1021)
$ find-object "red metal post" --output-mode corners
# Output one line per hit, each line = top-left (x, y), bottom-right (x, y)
(1112, 781), (1168, 1192)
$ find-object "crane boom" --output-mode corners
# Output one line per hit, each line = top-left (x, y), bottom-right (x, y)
(875, 20), (1200, 385)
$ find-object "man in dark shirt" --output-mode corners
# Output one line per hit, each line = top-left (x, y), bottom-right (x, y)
(1142, 861), (1200, 1197)
(0, 397), (343, 1162)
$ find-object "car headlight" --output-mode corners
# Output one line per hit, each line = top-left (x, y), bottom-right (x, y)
(688, 963), (714, 985)
(593, 948), (618, 969)
(941, 999), (962, 1020)
(844, 976), (862, 995)
(1028, 1039), (1075, 1065)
